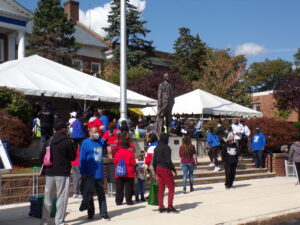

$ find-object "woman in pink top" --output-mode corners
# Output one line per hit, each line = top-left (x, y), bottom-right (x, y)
(179, 136), (198, 194)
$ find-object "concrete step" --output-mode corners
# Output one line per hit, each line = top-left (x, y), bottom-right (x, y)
(174, 172), (276, 186)
(175, 163), (256, 171)
(173, 158), (254, 167)
(175, 168), (269, 178)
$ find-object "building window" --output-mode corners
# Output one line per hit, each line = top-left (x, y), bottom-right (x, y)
(91, 62), (101, 76)
(72, 59), (83, 71)
(252, 103), (261, 112)
(0, 39), (4, 62)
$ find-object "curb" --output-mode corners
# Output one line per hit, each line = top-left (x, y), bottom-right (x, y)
(219, 207), (300, 225)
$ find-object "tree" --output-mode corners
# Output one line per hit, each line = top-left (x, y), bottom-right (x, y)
(245, 118), (297, 152)
(172, 27), (207, 81)
(243, 59), (292, 92)
(0, 87), (32, 124)
(27, 0), (79, 65)
(192, 49), (249, 105)
(103, 0), (154, 68)
(274, 72), (300, 111)
(294, 48), (300, 69)
(128, 70), (192, 99)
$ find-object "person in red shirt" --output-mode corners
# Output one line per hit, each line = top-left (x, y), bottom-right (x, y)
(114, 132), (136, 205)
(102, 122), (121, 158)
(87, 112), (104, 136)
(179, 136), (198, 194)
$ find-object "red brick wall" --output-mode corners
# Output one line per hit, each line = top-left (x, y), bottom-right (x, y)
(265, 154), (287, 176)
(64, 0), (79, 23)
(251, 93), (299, 122)
(73, 55), (105, 77)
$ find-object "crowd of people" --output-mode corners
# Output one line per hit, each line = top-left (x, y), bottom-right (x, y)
(34, 102), (300, 225)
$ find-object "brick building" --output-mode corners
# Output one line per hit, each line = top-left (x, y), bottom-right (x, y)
(251, 90), (299, 122)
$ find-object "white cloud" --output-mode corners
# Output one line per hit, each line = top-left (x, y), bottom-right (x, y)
(235, 43), (267, 56)
(79, 0), (146, 37)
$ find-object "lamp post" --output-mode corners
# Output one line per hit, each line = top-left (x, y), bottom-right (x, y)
(119, 0), (127, 122)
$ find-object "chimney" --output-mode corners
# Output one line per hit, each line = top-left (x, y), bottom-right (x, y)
(64, 0), (79, 23)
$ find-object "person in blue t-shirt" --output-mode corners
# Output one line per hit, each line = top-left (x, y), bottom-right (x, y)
(251, 127), (266, 168)
(98, 109), (109, 132)
(206, 127), (221, 171)
(80, 126), (110, 221)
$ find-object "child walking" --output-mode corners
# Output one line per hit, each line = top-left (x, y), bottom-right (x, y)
(135, 155), (146, 202)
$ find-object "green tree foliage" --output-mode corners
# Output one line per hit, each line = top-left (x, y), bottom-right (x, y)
(294, 48), (300, 69)
(243, 59), (292, 92)
(106, 64), (151, 85)
(103, 0), (154, 68)
(27, 0), (79, 65)
(172, 27), (207, 81)
(192, 49), (249, 105)
(0, 88), (32, 124)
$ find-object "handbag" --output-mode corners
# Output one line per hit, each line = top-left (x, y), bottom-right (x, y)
(148, 183), (158, 206)
(43, 137), (53, 166)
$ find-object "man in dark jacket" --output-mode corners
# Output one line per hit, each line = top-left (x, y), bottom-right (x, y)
(222, 136), (239, 189)
(40, 122), (76, 225)
(153, 133), (178, 213)
(38, 104), (54, 143)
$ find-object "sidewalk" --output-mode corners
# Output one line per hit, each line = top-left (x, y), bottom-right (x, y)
(1, 177), (300, 225)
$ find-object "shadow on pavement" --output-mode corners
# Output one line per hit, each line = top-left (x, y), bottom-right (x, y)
(234, 184), (251, 188)
(174, 186), (213, 195)
(176, 202), (202, 211)
(68, 206), (146, 225)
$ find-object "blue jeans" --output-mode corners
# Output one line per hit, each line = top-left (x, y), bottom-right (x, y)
(253, 150), (263, 168)
(135, 178), (145, 199)
(182, 163), (195, 190)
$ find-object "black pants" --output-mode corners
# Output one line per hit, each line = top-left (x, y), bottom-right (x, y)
(72, 138), (83, 149)
(295, 163), (300, 182)
(115, 177), (134, 205)
(224, 162), (238, 188)
(208, 146), (220, 166)
(87, 179), (108, 217)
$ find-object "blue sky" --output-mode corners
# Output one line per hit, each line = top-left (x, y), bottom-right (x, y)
(17, 0), (300, 66)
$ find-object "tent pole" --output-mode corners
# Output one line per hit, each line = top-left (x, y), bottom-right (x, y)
(84, 100), (87, 111)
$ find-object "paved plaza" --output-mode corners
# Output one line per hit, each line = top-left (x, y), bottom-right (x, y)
(1, 177), (300, 225)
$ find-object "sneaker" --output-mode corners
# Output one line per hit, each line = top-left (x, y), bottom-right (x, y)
(101, 215), (111, 221)
(87, 215), (94, 220)
(159, 207), (167, 213)
(126, 201), (134, 205)
(183, 188), (187, 194)
(167, 206), (179, 214)
(78, 194), (82, 199)
(214, 166), (221, 172)
(209, 162), (215, 166)
(135, 197), (140, 202)
(72, 194), (78, 198)
(190, 187), (194, 192)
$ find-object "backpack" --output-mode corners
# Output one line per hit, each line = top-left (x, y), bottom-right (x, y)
(115, 158), (127, 177)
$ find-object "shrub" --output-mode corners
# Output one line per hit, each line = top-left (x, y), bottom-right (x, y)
(245, 118), (297, 152)
(0, 87), (33, 124)
(0, 110), (31, 148)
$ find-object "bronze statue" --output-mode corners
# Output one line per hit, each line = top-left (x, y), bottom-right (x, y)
(157, 73), (175, 133)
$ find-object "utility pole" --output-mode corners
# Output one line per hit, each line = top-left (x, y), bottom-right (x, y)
(119, 0), (127, 122)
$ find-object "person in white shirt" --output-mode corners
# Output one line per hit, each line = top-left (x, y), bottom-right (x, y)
(240, 119), (251, 157)
(231, 119), (243, 156)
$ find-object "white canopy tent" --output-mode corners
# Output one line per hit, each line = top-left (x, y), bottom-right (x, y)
(0, 55), (156, 106)
(142, 89), (262, 118)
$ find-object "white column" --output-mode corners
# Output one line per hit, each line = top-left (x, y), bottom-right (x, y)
(17, 31), (25, 59)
